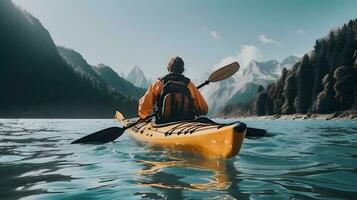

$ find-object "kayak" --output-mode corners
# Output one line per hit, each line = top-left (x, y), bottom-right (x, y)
(115, 111), (247, 158)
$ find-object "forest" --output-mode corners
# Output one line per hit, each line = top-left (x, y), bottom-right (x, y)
(221, 19), (357, 117)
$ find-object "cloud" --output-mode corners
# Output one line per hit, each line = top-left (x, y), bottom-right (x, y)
(214, 45), (262, 70)
(258, 34), (281, 46)
(295, 28), (306, 34)
(237, 45), (262, 68)
(211, 31), (221, 40)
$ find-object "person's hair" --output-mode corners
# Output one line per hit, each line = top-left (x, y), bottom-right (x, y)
(167, 57), (184, 74)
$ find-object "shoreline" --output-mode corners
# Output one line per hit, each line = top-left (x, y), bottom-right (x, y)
(219, 111), (357, 121)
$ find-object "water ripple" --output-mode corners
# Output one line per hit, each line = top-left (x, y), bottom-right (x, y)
(0, 118), (356, 199)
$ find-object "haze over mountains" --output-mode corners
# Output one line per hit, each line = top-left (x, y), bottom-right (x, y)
(58, 47), (145, 100)
(198, 56), (300, 114)
(0, 0), (301, 118)
(0, 0), (140, 117)
(2, 0), (354, 118)
(92, 64), (145, 100)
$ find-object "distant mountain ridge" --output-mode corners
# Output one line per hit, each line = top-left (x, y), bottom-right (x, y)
(198, 56), (300, 114)
(58, 47), (145, 100)
(0, 0), (137, 118)
(281, 55), (301, 68)
(92, 64), (145, 100)
(57, 46), (106, 85)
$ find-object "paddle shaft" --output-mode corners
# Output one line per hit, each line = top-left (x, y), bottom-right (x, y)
(197, 80), (209, 89)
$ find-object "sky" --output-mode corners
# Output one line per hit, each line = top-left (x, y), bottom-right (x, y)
(13, 0), (357, 80)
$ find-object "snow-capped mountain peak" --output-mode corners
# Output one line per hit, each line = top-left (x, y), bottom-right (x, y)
(281, 55), (300, 70)
(200, 55), (300, 114)
(240, 59), (282, 83)
(126, 66), (150, 88)
(132, 65), (141, 74)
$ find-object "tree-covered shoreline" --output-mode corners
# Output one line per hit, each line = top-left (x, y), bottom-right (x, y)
(221, 19), (357, 117)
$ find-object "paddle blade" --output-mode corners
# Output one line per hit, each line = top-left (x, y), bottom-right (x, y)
(208, 62), (240, 82)
(71, 127), (124, 144)
(246, 127), (267, 137)
(114, 111), (125, 121)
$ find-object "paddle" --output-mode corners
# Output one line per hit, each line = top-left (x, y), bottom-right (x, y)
(246, 127), (267, 137)
(71, 61), (265, 144)
(197, 62), (239, 89)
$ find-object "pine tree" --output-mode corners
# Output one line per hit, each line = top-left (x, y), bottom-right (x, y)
(272, 68), (288, 114)
(282, 72), (297, 114)
(316, 74), (336, 113)
(255, 86), (267, 116)
(295, 55), (314, 113)
(311, 39), (328, 110)
(333, 66), (354, 110)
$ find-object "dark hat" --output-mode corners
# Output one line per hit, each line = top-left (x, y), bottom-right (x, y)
(167, 57), (184, 74)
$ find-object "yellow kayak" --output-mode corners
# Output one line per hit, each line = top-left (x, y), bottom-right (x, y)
(115, 111), (246, 159)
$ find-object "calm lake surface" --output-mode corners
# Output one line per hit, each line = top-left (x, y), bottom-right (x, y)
(1, 118), (356, 200)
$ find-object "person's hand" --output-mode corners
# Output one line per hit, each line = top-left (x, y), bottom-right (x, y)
(137, 118), (146, 123)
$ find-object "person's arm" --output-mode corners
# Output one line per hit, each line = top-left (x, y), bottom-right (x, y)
(187, 81), (208, 115)
(138, 80), (162, 119)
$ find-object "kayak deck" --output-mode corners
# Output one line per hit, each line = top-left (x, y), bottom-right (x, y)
(116, 114), (246, 159)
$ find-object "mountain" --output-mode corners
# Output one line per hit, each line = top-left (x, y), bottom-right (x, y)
(221, 19), (357, 116)
(57, 46), (107, 86)
(57, 47), (145, 100)
(199, 56), (300, 114)
(126, 66), (150, 88)
(0, 0), (137, 118)
(117, 70), (126, 79)
(226, 82), (262, 106)
(241, 59), (282, 84)
(92, 64), (145, 100)
(281, 55), (300, 70)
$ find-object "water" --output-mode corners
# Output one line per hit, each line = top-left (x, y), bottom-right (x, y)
(1, 119), (357, 200)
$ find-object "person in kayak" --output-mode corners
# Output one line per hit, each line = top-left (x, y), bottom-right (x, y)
(138, 57), (208, 123)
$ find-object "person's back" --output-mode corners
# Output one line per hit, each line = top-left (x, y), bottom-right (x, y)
(155, 73), (194, 123)
(138, 57), (208, 123)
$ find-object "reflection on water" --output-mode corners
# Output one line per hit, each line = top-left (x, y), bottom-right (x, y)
(0, 119), (357, 199)
(135, 154), (246, 199)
